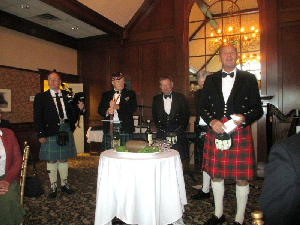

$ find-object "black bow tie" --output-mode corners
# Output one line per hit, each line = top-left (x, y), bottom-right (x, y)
(164, 94), (171, 99)
(114, 90), (120, 94)
(222, 72), (234, 78)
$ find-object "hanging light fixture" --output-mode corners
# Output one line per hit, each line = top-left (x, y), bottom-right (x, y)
(207, 0), (260, 52)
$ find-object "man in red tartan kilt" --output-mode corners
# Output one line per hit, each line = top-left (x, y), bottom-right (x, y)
(199, 44), (263, 225)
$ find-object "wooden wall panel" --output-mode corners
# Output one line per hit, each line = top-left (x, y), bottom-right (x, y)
(139, 40), (176, 119)
(279, 0), (300, 9)
(280, 25), (300, 113)
(131, 0), (174, 33)
(257, 0), (300, 162)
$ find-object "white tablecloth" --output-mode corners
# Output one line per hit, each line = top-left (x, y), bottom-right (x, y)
(86, 127), (103, 143)
(95, 150), (187, 225)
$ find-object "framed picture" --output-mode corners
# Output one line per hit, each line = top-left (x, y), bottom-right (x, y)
(0, 89), (11, 112)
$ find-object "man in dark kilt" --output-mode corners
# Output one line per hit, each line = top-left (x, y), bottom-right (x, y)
(152, 76), (190, 161)
(199, 44), (263, 225)
(98, 72), (137, 150)
(34, 71), (85, 198)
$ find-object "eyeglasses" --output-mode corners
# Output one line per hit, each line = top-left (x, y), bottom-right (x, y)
(48, 78), (60, 82)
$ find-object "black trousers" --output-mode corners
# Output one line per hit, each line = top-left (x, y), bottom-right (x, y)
(194, 125), (207, 166)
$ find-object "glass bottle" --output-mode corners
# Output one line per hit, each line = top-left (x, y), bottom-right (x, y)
(145, 120), (153, 145)
(112, 126), (121, 149)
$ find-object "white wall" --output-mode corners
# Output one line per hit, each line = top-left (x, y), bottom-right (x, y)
(0, 26), (77, 75)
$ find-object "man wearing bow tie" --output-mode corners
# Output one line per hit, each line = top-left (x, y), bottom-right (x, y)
(199, 44), (263, 225)
(152, 76), (190, 160)
(98, 72), (137, 150)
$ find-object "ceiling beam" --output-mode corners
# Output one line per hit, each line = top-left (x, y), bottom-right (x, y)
(199, 47), (220, 72)
(212, 8), (259, 18)
(39, 0), (124, 37)
(189, 19), (208, 42)
(0, 10), (78, 49)
(125, 0), (156, 35)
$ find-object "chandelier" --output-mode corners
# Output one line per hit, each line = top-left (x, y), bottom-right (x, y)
(237, 53), (260, 65)
(207, 0), (260, 52)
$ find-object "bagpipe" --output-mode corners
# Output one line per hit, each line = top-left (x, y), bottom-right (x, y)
(61, 83), (85, 128)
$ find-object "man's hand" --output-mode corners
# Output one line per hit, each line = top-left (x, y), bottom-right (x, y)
(109, 100), (116, 109)
(0, 180), (9, 195)
(107, 107), (114, 115)
(232, 114), (245, 126)
(210, 119), (226, 133)
(77, 101), (85, 111)
(39, 137), (47, 143)
(109, 100), (119, 110)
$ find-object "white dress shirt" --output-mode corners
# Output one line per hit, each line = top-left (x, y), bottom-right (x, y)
(113, 91), (121, 123)
(50, 89), (68, 119)
(0, 136), (6, 176)
(222, 68), (237, 103)
(163, 93), (172, 115)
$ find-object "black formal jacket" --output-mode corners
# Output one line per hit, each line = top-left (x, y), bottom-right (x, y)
(33, 89), (82, 139)
(98, 88), (137, 134)
(199, 69), (263, 127)
(152, 92), (190, 132)
(194, 89), (204, 126)
(259, 133), (300, 225)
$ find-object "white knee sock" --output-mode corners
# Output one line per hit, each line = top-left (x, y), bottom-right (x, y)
(47, 162), (58, 186)
(211, 180), (224, 218)
(202, 171), (211, 193)
(235, 184), (249, 224)
(57, 162), (69, 186)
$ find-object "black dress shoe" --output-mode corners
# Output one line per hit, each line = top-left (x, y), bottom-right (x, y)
(49, 187), (57, 198)
(192, 189), (210, 200)
(233, 222), (245, 225)
(61, 184), (75, 195)
(204, 215), (226, 225)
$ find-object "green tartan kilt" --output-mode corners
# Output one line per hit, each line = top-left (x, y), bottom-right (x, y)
(39, 123), (77, 161)
(103, 133), (133, 151)
(0, 176), (26, 225)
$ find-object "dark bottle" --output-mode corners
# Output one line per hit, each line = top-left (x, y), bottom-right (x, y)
(145, 120), (153, 145)
(112, 126), (121, 149)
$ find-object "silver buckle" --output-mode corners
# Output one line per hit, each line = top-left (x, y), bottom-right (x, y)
(60, 119), (65, 124)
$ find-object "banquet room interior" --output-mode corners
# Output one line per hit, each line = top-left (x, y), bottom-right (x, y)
(0, 0), (300, 224)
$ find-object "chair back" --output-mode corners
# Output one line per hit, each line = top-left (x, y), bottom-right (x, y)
(20, 141), (30, 206)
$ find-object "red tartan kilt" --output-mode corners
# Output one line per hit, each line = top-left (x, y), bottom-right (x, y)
(202, 117), (256, 180)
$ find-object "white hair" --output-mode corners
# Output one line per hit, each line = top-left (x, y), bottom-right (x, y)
(197, 70), (210, 80)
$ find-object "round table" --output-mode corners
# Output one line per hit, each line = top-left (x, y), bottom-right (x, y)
(95, 149), (187, 225)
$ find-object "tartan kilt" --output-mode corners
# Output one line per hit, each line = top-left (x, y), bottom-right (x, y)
(39, 123), (77, 161)
(102, 133), (133, 151)
(202, 118), (256, 180)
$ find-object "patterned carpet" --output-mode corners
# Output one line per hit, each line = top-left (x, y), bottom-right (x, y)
(23, 154), (263, 225)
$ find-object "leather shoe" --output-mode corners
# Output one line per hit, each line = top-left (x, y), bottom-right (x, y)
(61, 184), (75, 195)
(233, 222), (245, 225)
(192, 189), (210, 200)
(49, 187), (57, 198)
(204, 215), (225, 225)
